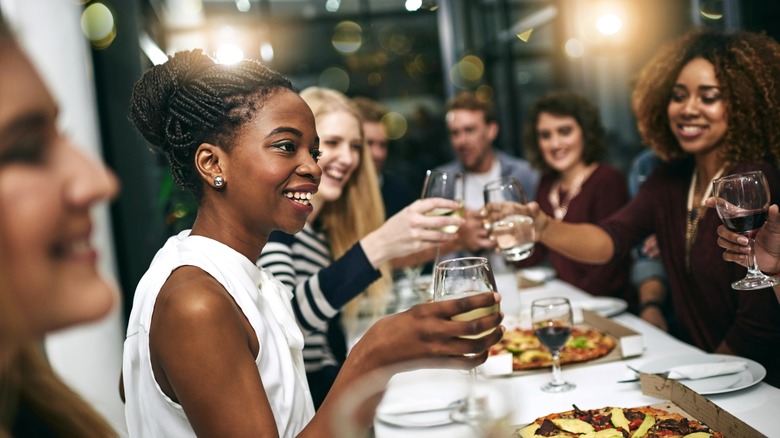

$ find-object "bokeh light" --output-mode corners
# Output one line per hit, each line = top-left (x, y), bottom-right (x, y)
(596, 14), (622, 35)
(405, 0), (422, 11)
(476, 85), (494, 103)
(215, 44), (244, 64)
(368, 72), (382, 86)
(80, 2), (116, 50)
(382, 112), (408, 140)
(700, 0), (724, 20)
(379, 25), (411, 55)
(564, 38), (585, 58)
(260, 42), (274, 62)
(332, 21), (362, 54)
(326, 0), (341, 13)
(319, 66), (350, 93)
(235, 0), (250, 13)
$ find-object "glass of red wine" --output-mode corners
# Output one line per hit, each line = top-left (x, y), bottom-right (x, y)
(712, 170), (780, 290)
(531, 297), (575, 393)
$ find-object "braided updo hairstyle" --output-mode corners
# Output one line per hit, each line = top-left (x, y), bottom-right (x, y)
(129, 49), (294, 198)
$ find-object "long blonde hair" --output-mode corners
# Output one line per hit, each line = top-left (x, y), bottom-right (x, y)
(0, 19), (116, 437)
(299, 87), (392, 321)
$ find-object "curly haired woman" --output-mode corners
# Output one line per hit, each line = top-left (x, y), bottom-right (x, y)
(519, 28), (780, 387)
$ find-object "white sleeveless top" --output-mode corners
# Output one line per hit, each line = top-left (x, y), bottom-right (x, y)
(123, 231), (314, 437)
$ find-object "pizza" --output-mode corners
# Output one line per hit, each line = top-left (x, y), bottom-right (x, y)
(489, 327), (617, 371)
(515, 405), (724, 438)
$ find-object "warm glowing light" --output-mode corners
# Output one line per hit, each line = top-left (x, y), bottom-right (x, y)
(332, 21), (362, 54)
(81, 2), (116, 50)
(564, 38), (584, 58)
(216, 44), (244, 64)
(260, 43), (274, 62)
(458, 55), (484, 81)
(382, 112), (408, 140)
(405, 0), (422, 11)
(476, 85), (494, 102)
(596, 14), (622, 35)
(516, 29), (533, 42)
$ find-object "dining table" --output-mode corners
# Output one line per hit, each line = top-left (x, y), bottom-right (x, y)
(346, 271), (779, 437)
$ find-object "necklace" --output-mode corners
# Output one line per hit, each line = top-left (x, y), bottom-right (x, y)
(549, 164), (596, 220)
(685, 166), (725, 269)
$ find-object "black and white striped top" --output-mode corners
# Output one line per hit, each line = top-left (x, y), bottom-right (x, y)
(257, 222), (381, 374)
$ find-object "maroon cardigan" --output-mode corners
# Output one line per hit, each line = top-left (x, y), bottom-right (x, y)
(518, 164), (634, 303)
(601, 158), (780, 387)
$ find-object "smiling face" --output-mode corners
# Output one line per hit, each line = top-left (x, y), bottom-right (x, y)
(0, 42), (119, 336)
(446, 108), (497, 173)
(535, 112), (585, 174)
(667, 57), (728, 156)
(313, 110), (362, 202)
(218, 89), (321, 237)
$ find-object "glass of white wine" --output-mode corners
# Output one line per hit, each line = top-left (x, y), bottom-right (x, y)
(433, 256), (500, 424)
(483, 176), (535, 261)
(421, 169), (465, 234)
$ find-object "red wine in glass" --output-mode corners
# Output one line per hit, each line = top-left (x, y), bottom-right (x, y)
(712, 170), (780, 290)
(534, 324), (572, 352)
(531, 297), (575, 393)
(721, 209), (768, 235)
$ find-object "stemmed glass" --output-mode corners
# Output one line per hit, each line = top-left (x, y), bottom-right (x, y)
(433, 256), (500, 424)
(531, 297), (575, 393)
(483, 176), (535, 261)
(421, 169), (465, 267)
(712, 170), (780, 290)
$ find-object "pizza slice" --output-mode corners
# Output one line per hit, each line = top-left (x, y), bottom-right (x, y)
(515, 405), (723, 438)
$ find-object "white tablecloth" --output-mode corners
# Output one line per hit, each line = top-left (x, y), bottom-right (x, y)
(350, 273), (779, 436)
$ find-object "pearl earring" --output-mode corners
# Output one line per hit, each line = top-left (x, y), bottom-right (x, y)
(213, 175), (225, 188)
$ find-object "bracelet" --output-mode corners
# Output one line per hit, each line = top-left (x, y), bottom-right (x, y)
(639, 300), (664, 313)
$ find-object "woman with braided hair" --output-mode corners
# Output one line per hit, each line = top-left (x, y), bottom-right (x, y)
(122, 49), (503, 437)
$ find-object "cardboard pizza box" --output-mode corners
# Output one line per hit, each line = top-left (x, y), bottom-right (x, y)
(581, 310), (644, 358)
(640, 373), (765, 438)
(479, 309), (643, 377)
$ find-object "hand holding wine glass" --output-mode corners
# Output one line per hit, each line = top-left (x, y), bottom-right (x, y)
(483, 176), (535, 261)
(421, 169), (465, 233)
(531, 297), (575, 393)
(433, 256), (500, 424)
(712, 170), (780, 290)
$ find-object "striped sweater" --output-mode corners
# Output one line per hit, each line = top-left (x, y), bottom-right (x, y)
(257, 221), (381, 374)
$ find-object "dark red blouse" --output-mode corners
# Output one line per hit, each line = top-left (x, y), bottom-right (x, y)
(601, 158), (780, 387)
(518, 164), (634, 303)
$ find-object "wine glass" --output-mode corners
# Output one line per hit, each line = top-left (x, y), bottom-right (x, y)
(483, 176), (535, 261)
(712, 170), (780, 290)
(421, 169), (465, 266)
(433, 257), (500, 424)
(531, 297), (575, 393)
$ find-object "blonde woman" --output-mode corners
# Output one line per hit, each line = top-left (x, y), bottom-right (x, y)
(258, 87), (462, 407)
(0, 14), (119, 436)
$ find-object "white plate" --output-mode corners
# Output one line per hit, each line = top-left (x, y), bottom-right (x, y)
(573, 297), (628, 317)
(638, 353), (766, 395)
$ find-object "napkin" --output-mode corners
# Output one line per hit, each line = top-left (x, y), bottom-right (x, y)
(667, 360), (747, 380)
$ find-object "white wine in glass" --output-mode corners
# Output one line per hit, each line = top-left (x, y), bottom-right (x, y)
(483, 176), (535, 261)
(433, 256), (500, 424)
(531, 297), (575, 393)
(421, 169), (465, 234)
(712, 170), (780, 290)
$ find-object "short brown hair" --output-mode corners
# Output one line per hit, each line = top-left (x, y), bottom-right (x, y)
(352, 96), (388, 123)
(445, 91), (498, 124)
